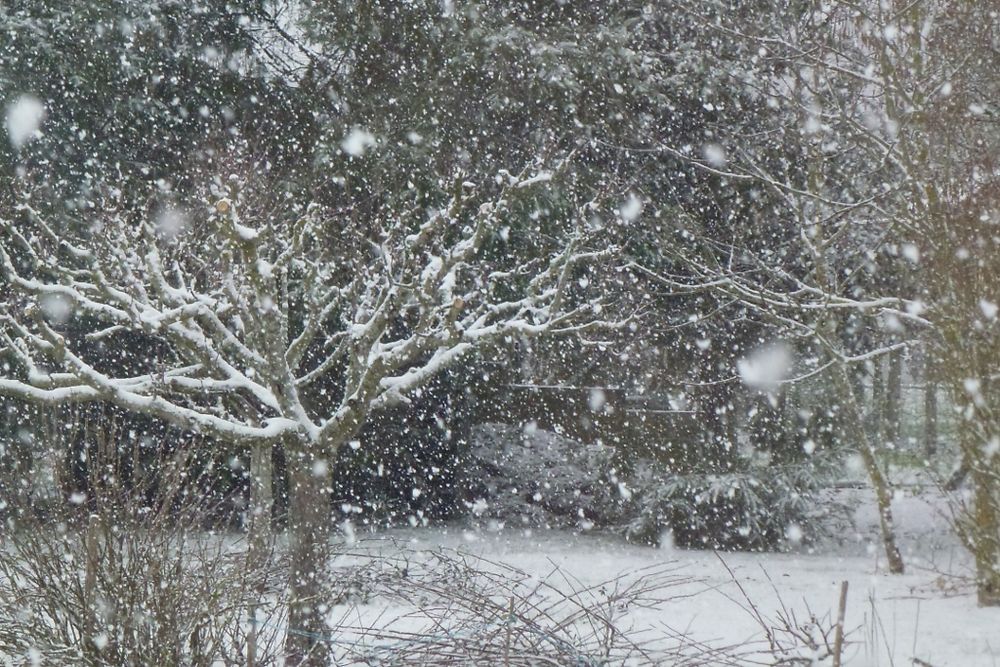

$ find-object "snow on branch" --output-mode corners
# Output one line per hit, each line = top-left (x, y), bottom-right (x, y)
(1, 162), (619, 451)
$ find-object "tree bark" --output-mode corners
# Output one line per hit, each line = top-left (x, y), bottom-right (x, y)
(83, 513), (103, 665)
(283, 439), (332, 666)
(885, 349), (903, 448)
(870, 355), (886, 445)
(924, 358), (938, 458)
(832, 361), (906, 574)
(959, 420), (1000, 606)
(973, 462), (1000, 606)
(247, 441), (274, 667)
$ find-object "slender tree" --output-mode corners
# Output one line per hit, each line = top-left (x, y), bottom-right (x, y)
(649, 0), (999, 590)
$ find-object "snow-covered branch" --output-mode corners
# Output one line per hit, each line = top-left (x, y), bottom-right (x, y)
(1, 163), (618, 453)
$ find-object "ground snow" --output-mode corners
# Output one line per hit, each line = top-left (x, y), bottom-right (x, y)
(337, 490), (999, 666)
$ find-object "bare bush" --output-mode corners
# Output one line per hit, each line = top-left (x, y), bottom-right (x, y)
(715, 555), (855, 666)
(309, 545), (747, 666)
(0, 420), (286, 666)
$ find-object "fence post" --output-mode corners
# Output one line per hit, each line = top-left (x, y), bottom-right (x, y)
(832, 580), (849, 667)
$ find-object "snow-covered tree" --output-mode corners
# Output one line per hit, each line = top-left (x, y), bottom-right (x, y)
(0, 159), (619, 663)
(0, 0), (309, 204)
(646, 0), (999, 592)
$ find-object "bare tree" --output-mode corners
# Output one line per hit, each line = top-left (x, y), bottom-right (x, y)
(652, 0), (999, 593)
(0, 158), (620, 663)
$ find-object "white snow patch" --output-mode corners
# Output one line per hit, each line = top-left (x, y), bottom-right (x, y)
(737, 343), (792, 391)
(588, 387), (607, 413)
(341, 127), (377, 156)
(979, 299), (998, 320)
(234, 222), (258, 241)
(256, 259), (273, 280)
(882, 311), (904, 333)
(963, 377), (981, 397)
(906, 300), (926, 316)
(516, 171), (553, 188)
(421, 255), (443, 286)
(469, 498), (488, 516)
(701, 142), (727, 167)
(341, 520), (356, 545)
(155, 207), (188, 239)
(343, 487), (999, 667)
(5, 95), (45, 149)
(985, 436), (1000, 459)
(39, 293), (74, 324)
(619, 194), (643, 222)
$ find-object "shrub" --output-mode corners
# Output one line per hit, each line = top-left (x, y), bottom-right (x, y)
(322, 546), (745, 666)
(456, 422), (841, 551)
(456, 422), (625, 530)
(0, 433), (285, 666)
(624, 455), (844, 550)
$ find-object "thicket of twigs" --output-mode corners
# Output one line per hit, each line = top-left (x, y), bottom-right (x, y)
(319, 547), (736, 666)
(0, 429), (287, 667)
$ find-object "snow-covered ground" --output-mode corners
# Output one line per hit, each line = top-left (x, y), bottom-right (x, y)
(3, 488), (993, 665)
(332, 489), (999, 666)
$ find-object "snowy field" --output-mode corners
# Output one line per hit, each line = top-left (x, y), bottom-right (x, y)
(326, 489), (998, 666)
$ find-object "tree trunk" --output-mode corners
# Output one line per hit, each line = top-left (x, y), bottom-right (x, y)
(859, 438), (906, 575)
(832, 362), (906, 574)
(83, 513), (103, 665)
(959, 420), (1000, 606)
(924, 361), (938, 458)
(973, 462), (1000, 606)
(247, 442), (274, 667)
(870, 356), (886, 444)
(885, 349), (903, 449)
(284, 439), (332, 667)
